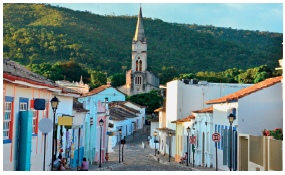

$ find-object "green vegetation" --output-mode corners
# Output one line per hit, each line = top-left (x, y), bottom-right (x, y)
(3, 3), (283, 79)
(128, 90), (163, 113)
(109, 73), (126, 87)
(26, 61), (107, 90)
(172, 65), (282, 84)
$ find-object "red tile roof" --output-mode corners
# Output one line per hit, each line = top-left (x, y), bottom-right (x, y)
(81, 85), (111, 97)
(154, 127), (176, 132)
(154, 107), (166, 112)
(192, 106), (213, 113)
(171, 114), (195, 124)
(205, 76), (283, 104)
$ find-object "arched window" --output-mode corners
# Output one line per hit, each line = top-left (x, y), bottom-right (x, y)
(136, 60), (138, 71)
(135, 77), (137, 84)
(140, 77), (142, 84)
(139, 60), (142, 71)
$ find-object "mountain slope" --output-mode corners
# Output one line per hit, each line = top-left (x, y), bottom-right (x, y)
(3, 3), (283, 76)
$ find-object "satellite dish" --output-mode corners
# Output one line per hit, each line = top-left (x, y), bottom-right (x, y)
(38, 118), (53, 134)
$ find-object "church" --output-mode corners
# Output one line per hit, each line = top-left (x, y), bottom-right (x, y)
(117, 7), (160, 96)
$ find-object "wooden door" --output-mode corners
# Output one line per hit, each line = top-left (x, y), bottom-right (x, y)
(240, 138), (248, 171)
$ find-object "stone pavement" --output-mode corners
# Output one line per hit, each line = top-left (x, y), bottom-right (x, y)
(68, 125), (221, 171)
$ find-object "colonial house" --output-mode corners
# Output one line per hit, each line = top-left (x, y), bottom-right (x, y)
(204, 76), (283, 171)
(155, 79), (252, 163)
(78, 85), (125, 165)
(55, 76), (89, 94)
(3, 58), (80, 171)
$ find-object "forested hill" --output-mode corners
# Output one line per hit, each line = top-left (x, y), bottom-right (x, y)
(3, 3), (283, 76)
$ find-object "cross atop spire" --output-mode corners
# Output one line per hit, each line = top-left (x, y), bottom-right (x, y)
(133, 7), (145, 42)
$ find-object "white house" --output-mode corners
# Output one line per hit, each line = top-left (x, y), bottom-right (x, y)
(158, 79), (252, 162)
(204, 76), (283, 171)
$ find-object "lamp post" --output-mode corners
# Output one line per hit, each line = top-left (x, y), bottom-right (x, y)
(99, 119), (104, 168)
(154, 131), (157, 156)
(119, 128), (122, 163)
(186, 126), (190, 166)
(50, 96), (59, 171)
(228, 113), (235, 171)
(168, 132), (172, 162)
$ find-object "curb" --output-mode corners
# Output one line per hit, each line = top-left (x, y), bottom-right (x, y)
(149, 154), (199, 171)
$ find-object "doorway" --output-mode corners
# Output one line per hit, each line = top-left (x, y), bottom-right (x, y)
(240, 137), (248, 171)
(202, 132), (205, 166)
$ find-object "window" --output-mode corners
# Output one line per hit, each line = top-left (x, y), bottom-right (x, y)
(4, 102), (12, 140)
(135, 77), (137, 84)
(197, 131), (199, 148)
(207, 132), (209, 152)
(139, 60), (142, 71)
(136, 60), (138, 71)
(44, 100), (49, 118)
(32, 109), (38, 135)
(20, 103), (27, 111)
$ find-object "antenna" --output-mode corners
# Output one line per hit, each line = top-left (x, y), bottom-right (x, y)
(140, 3), (141, 8)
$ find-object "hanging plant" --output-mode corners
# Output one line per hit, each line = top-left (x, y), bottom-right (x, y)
(262, 128), (283, 140)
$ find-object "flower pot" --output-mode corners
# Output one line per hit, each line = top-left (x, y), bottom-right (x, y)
(106, 153), (109, 161)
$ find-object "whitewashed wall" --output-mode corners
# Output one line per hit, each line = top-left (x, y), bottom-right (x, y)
(238, 82), (283, 135)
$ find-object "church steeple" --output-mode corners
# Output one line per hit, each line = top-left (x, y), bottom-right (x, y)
(133, 7), (145, 42)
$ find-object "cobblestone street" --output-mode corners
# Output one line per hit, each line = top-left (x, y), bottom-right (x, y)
(106, 128), (190, 171)
(68, 126), (217, 171)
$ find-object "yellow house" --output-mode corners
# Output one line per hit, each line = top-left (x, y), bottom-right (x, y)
(171, 114), (195, 162)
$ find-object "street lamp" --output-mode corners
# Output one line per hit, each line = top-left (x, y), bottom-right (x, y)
(119, 128), (122, 163)
(99, 119), (104, 168)
(154, 131), (157, 156)
(50, 96), (60, 171)
(168, 132), (172, 162)
(186, 126), (190, 166)
(228, 112), (235, 171)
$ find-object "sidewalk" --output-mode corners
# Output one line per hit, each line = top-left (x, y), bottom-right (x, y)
(148, 151), (223, 171)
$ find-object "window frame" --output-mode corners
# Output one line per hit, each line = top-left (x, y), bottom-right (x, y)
(4, 96), (14, 143)
(32, 109), (38, 136)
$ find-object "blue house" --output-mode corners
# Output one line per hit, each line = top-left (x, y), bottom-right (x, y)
(78, 85), (126, 165)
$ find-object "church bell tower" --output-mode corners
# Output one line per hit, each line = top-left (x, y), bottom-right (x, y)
(131, 7), (147, 94)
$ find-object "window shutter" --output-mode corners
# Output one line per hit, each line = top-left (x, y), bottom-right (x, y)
(227, 128), (231, 168)
(223, 129), (228, 165)
(233, 130), (237, 171)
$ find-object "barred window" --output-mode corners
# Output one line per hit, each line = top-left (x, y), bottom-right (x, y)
(20, 102), (27, 111)
(4, 102), (12, 140)
(32, 110), (37, 134)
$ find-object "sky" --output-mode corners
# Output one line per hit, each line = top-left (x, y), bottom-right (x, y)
(47, 2), (284, 33)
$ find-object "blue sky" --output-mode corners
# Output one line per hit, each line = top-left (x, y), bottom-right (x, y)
(49, 3), (283, 33)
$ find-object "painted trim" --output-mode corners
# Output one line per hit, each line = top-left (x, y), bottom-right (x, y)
(206, 100), (238, 105)
(32, 134), (38, 136)
(5, 96), (14, 102)
(10, 85), (15, 162)
(4, 139), (12, 144)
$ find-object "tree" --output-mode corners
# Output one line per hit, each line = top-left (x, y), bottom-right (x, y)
(88, 70), (106, 89)
(129, 90), (163, 113)
(159, 66), (178, 85)
(109, 73), (126, 87)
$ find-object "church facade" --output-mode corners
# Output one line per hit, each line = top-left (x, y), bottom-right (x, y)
(117, 8), (160, 96)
